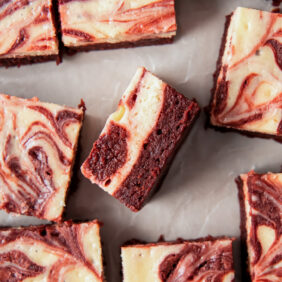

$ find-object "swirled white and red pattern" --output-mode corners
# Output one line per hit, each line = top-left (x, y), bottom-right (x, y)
(122, 238), (235, 282)
(239, 172), (282, 282)
(0, 0), (58, 60)
(0, 94), (83, 221)
(58, 0), (176, 48)
(0, 220), (104, 281)
(210, 7), (282, 136)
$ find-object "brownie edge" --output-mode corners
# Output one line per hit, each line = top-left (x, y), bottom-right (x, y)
(64, 37), (174, 55)
(0, 54), (59, 67)
(81, 67), (200, 212)
(114, 88), (200, 211)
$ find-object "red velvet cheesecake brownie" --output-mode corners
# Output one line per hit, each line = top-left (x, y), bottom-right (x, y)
(81, 67), (200, 211)
(210, 7), (282, 137)
(58, 0), (176, 51)
(0, 0), (59, 66)
(237, 171), (282, 281)
(0, 220), (104, 281)
(121, 237), (235, 281)
(0, 94), (83, 221)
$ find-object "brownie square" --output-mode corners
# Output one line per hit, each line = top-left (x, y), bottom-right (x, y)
(58, 0), (177, 51)
(81, 67), (200, 211)
(121, 237), (235, 281)
(0, 220), (104, 281)
(237, 171), (282, 281)
(210, 7), (282, 137)
(0, 94), (83, 221)
(0, 0), (59, 66)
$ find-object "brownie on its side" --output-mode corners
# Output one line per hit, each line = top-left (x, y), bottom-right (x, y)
(121, 237), (235, 282)
(58, 0), (176, 51)
(237, 171), (282, 281)
(81, 67), (200, 212)
(209, 7), (282, 137)
(0, 94), (83, 221)
(0, 0), (59, 66)
(0, 220), (104, 281)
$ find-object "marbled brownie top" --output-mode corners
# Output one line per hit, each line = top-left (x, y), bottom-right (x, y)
(0, 0), (58, 58)
(210, 7), (282, 136)
(239, 172), (282, 281)
(122, 238), (234, 282)
(58, 0), (176, 47)
(0, 220), (104, 281)
(0, 94), (83, 221)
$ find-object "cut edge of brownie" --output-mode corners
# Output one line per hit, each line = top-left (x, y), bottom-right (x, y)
(206, 121), (282, 143)
(122, 235), (236, 248)
(63, 37), (174, 55)
(59, 101), (86, 222)
(205, 13), (232, 122)
(236, 176), (251, 282)
(139, 99), (200, 209)
(0, 218), (103, 232)
(0, 54), (59, 68)
(52, 0), (64, 64)
(113, 87), (200, 212)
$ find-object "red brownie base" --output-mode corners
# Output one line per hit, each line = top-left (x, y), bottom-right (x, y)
(64, 37), (174, 55)
(113, 87), (200, 211)
(0, 54), (60, 68)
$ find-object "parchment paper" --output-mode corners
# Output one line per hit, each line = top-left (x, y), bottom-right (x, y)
(0, 0), (281, 281)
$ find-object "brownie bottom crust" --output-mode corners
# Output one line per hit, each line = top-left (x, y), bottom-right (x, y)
(205, 120), (282, 143)
(64, 37), (174, 54)
(0, 54), (60, 67)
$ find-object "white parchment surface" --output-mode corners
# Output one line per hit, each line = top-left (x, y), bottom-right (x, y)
(0, 0), (281, 281)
